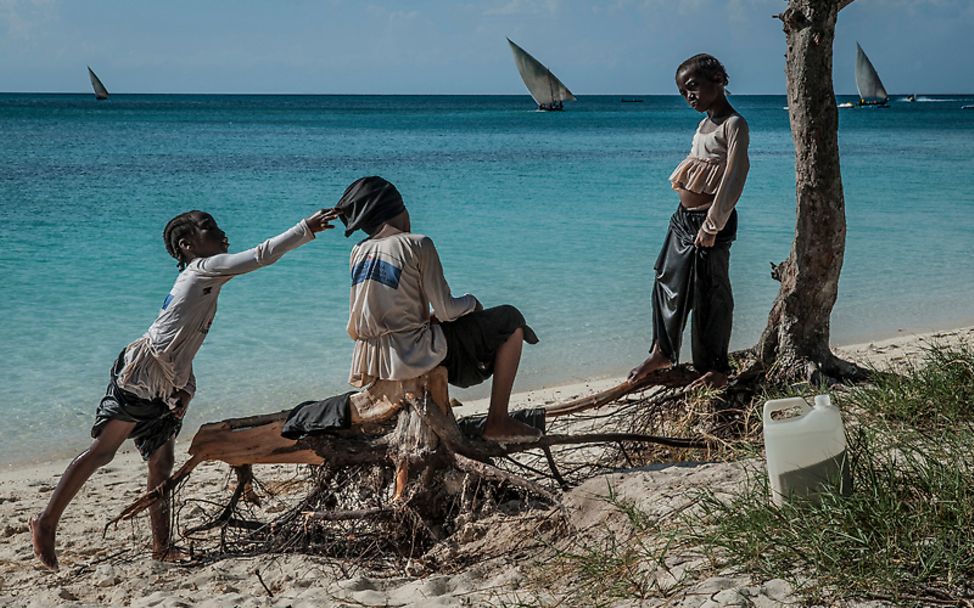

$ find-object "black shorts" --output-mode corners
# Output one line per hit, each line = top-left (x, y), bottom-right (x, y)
(91, 351), (183, 461)
(438, 305), (539, 388)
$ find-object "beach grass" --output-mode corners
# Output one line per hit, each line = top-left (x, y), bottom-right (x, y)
(681, 343), (974, 604)
(842, 341), (974, 426)
(517, 343), (974, 606)
(515, 489), (680, 607)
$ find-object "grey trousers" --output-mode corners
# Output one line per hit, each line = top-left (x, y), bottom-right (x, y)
(651, 206), (737, 374)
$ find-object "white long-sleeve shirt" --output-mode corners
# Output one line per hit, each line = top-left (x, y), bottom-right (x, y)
(116, 220), (315, 405)
(347, 231), (478, 386)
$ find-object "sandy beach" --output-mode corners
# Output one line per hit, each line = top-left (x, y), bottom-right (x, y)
(1, 326), (971, 608)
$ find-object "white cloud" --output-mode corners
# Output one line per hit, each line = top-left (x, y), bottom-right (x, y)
(0, 0), (54, 34)
(483, 0), (561, 17)
(366, 5), (420, 21)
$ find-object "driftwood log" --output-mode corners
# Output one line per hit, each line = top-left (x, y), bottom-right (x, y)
(111, 365), (712, 536)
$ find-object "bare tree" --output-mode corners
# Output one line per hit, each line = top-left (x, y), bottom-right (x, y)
(759, 0), (868, 383)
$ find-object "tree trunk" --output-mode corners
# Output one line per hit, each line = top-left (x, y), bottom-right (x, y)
(759, 0), (864, 382)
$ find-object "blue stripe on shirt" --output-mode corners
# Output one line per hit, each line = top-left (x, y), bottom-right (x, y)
(351, 257), (402, 289)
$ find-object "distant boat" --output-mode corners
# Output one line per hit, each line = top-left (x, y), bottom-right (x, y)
(507, 38), (575, 112)
(854, 43), (888, 108)
(905, 94), (917, 103)
(87, 66), (109, 100)
(620, 98), (644, 103)
(963, 105), (974, 110)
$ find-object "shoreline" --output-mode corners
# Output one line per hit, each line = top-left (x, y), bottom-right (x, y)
(3, 323), (972, 474)
(1, 325), (971, 607)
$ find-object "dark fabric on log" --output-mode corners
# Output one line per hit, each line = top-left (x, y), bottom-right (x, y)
(651, 206), (736, 373)
(334, 176), (406, 237)
(92, 350), (182, 461)
(457, 407), (546, 439)
(439, 305), (539, 388)
(281, 392), (355, 439)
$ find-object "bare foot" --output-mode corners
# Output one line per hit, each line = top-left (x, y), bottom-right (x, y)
(29, 514), (59, 571)
(627, 351), (672, 385)
(688, 371), (729, 390)
(152, 545), (192, 563)
(483, 417), (542, 443)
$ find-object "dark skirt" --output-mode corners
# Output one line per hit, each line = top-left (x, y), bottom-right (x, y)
(651, 206), (737, 373)
(91, 351), (183, 461)
(439, 305), (539, 388)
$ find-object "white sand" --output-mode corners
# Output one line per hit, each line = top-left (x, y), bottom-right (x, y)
(1, 326), (970, 607)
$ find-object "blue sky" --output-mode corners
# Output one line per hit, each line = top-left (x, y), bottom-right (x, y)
(1, 0), (972, 95)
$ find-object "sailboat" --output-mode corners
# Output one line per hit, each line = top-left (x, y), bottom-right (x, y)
(854, 43), (888, 107)
(87, 66), (109, 101)
(506, 38), (575, 112)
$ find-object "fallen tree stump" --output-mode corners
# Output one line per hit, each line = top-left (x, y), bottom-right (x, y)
(111, 365), (717, 563)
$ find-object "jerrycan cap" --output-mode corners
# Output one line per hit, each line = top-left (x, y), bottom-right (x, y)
(814, 394), (834, 409)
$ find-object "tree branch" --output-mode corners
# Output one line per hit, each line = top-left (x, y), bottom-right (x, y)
(452, 453), (559, 504)
(544, 365), (701, 417)
(532, 433), (711, 451)
(301, 508), (394, 522)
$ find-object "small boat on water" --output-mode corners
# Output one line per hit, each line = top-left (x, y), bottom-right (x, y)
(853, 43), (888, 108)
(621, 98), (644, 103)
(963, 105), (974, 110)
(905, 94), (917, 103)
(87, 66), (109, 100)
(507, 38), (575, 112)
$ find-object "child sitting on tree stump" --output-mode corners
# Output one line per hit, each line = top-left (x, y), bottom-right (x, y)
(334, 176), (541, 442)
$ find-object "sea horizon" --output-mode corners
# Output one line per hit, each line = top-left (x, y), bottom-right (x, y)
(2, 92), (972, 466)
(4, 91), (974, 97)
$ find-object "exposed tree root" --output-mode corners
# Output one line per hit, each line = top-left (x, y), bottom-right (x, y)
(109, 344), (879, 570)
(109, 365), (725, 568)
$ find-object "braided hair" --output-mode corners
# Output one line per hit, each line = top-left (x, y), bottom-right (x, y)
(163, 211), (203, 271)
(676, 53), (729, 87)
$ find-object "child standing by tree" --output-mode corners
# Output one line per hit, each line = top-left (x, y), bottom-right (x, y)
(334, 176), (541, 442)
(629, 54), (749, 389)
(30, 208), (338, 570)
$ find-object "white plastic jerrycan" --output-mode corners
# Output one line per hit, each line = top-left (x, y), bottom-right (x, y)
(763, 394), (851, 506)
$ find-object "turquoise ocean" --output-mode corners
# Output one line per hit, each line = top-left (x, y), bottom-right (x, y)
(1, 93), (972, 466)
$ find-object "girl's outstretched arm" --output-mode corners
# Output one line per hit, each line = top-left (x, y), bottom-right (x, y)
(193, 209), (337, 277)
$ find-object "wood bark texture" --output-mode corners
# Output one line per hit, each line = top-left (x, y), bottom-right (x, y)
(759, 0), (858, 380)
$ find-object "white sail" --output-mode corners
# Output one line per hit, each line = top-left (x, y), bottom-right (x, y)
(855, 43), (887, 104)
(88, 66), (109, 100)
(507, 38), (575, 108)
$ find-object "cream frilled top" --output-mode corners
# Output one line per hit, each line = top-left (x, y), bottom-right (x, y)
(668, 113), (750, 235)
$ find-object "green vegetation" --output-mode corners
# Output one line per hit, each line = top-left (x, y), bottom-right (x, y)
(509, 343), (974, 606)
(843, 342), (974, 426)
(685, 343), (974, 604)
(508, 487), (680, 608)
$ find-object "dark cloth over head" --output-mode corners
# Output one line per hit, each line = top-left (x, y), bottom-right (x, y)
(92, 350), (182, 461)
(335, 176), (406, 237)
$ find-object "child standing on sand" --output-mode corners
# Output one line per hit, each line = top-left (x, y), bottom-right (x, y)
(30, 208), (338, 570)
(629, 54), (749, 389)
(334, 176), (541, 441)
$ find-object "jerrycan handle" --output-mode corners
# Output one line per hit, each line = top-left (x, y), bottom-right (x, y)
(763, 396), (812, 426)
